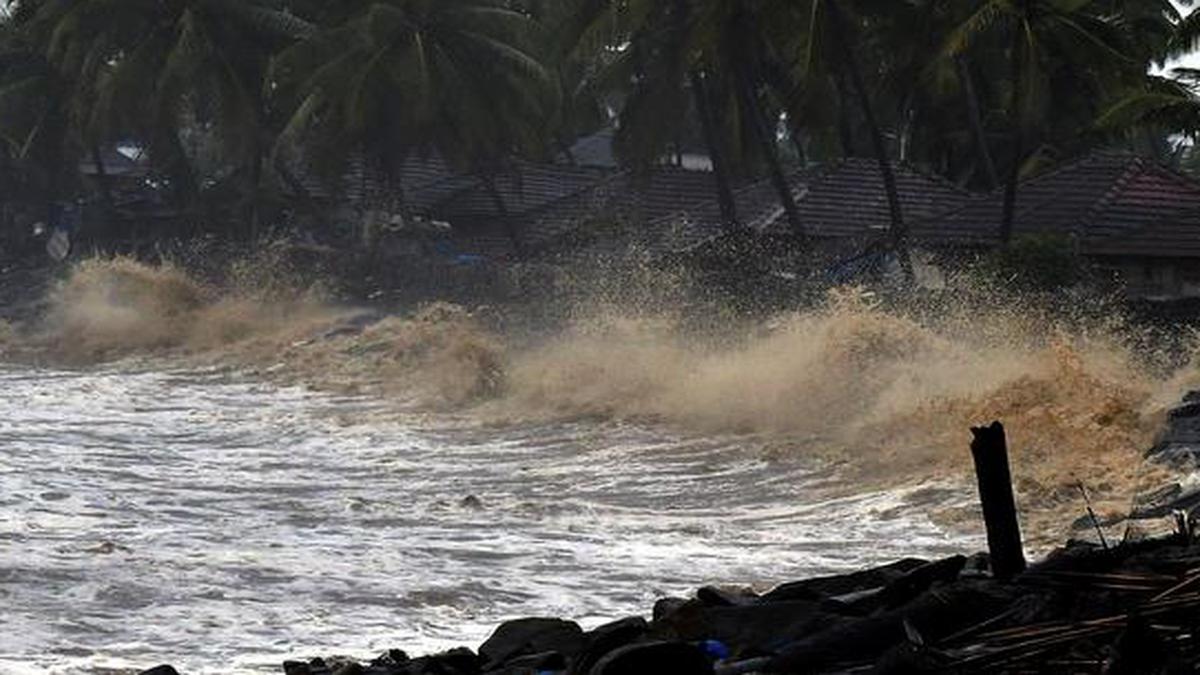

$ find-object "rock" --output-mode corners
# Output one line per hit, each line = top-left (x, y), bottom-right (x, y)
(873, 555), (966, 611)
(767, 580), (1017, 673)
(370, 650), (410, 668)
(696, 585), (758, 607)
(138, 667), (181, 675)
(406, 647), (481, 674)
(651, 598), (839, 655)
(652, 597), (688, 622)
(333, 663), (364, 675)
(569, 617), (648, 675)
(485, 650), (566, 673)
(284, 660), (332, 675)
(478, 618), (584, 669)
(588, 641), (714, 675)
(760, 558), (928, 603)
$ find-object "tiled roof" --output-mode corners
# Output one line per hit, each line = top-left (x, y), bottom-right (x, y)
(788, 159), (971, 238)
(627, 159), (970, 254)
(291, 148), (1200, 261)
(922, 152), (1200, 256)
(625, 170), (804, 253)
(431, 161), (612, 225)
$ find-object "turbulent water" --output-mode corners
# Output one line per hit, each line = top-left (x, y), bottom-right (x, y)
(1, 256), (1197, 673)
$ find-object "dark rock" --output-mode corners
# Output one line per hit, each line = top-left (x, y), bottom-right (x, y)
(760, 558), (927, 603)
(333, 663), (365, 675)
(138, 667), (181, 675)
(485, 650), (566, 673)
(478, 618), (583, 668)
(569, 617), (649, 675)
(767, 580), (1016, 673)
(696, 585), (758, 607)
(588, 641), (713, 675)
(873, 555), (966, 611)
(405, 647), (481, 675)
(283, 661), (312, 675)
(652, 597), (688, 622)
(370, 650), (410, 668)
(652, 598), (838, 655)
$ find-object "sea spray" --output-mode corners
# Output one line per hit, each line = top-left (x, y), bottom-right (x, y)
(13, 255), (1200, 545)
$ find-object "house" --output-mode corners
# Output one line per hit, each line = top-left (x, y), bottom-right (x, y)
(922, 152), (1200, 299)
(289, 145), (1200, 299)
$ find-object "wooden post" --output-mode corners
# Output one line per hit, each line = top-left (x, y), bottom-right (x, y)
(970, 421), (1026, 580)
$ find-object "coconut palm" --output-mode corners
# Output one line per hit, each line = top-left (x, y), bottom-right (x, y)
(272, 0), (555, 252)
(565, 0), (809, 237)
(25, 0), (311, 227)
(0, 4), (78, 223)
(759, 0), (910, 260)
(943, 0), (1134, 243)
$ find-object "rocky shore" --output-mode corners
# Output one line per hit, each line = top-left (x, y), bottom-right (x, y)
(126, 395), (1200, 675)
(130, 530), (1200, 674)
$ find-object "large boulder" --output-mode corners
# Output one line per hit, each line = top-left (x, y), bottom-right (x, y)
(138, 667), (181, 675)
(478, 617), (585, 669)
(588, 641), (713, 675)
(569, 617), (649, 675)
(766, 580), (1016, 673)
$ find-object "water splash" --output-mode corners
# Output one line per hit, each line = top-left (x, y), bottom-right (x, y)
(16, 256), (1200, 546)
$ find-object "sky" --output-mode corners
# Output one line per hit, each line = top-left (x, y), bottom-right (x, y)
(1173, 1), (1200, 70)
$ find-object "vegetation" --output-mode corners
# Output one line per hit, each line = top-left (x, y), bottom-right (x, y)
(0, 0), (1198, 257)
(977, 232), (1087, 291)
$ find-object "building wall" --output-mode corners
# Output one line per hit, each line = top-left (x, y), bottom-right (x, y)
(1100, 257), (1200, 299)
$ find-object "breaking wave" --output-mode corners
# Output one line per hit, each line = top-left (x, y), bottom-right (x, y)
(13, 255), (1200, 545)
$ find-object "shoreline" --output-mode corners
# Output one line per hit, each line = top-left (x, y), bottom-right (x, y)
(132, 397), (1200, 675)
(131, 532), (1200, 675)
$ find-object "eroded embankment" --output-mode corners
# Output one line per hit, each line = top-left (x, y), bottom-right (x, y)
(3, 255), (1197, 547)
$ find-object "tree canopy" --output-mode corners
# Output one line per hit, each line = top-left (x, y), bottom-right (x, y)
(0, 0), (1198, 253)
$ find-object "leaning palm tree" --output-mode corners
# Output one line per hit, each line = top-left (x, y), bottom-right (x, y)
(272, 0), (555, 253)
(943, 0), (1131, 244)
(0, 24), (73, 225)
(762, 0), (910, 262)
(26, 0), (311, 226)
(1098, 69), (1200, 141)
(566, 0), (808, 237)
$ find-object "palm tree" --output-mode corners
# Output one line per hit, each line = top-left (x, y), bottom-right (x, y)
(1098, 69), (1200, 140)
(943, 0), (1132, 244)
(565, 0), (744, 232)
(763, 0), (909, 262)
(272, 0), (555, 253)
(26, 0), (311, 229)
(0, 6), (76, 226)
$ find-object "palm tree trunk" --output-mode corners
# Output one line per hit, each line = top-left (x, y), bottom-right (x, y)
(835, 72), (856, 157)
(484, 174), (525, 257)
(956, 55), (1000, 190)
(274, 153), (320, 216)
(826, 0), (910, 273)
(735, 60), (804, 237)
(689, 70), (741, 232)
(1001, 23), (1025, 246)
(90, 144), (118, 217)
(248, 141), (263, 240)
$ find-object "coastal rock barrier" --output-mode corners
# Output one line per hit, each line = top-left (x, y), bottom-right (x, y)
(137, 396), (1200, 674)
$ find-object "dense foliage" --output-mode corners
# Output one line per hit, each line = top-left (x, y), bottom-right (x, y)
(0, 0), (1197, 252)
